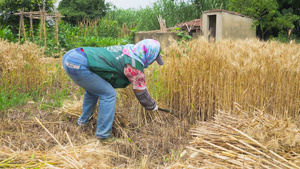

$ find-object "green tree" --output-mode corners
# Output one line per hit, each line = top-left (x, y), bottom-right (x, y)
(230, 0), (278, 40)
(58, 0), (108, 25)
(277, 0), (300, 39)
(274, 9), (299, 34)
(192, 0), (230, 12)
(0, 0), (54, 34)
(277, 0), (300, 15)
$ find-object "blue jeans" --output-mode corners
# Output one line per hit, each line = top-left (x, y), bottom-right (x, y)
(62, 48), (117, 139)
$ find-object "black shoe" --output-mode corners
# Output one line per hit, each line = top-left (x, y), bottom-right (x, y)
(98, 135), (116, 144)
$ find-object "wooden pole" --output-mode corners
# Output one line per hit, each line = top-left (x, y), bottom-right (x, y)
(39, 9), (43, 44)
(85, 19), (88, 37)
(94, 19), (97, 36)
(29, 11), (34, 39)
(16, 9), (28, 42)
(13, 4), (68, 48)
(55, 8), (59, 46)
(14, 4), (65, 46)
(43, 0), (47, 46)
(20, 10), (27, 41)
(18, 11), (21, 41)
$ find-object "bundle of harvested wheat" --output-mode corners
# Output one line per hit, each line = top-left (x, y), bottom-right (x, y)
(169, 106), (300, 168)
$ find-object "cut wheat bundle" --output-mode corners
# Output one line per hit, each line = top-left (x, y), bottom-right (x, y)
(170, 108), (300, 168)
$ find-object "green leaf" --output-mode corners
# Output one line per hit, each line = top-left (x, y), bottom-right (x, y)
(127, 138), (133, 143)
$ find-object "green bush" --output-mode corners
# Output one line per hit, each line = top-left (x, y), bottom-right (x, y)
(97, 18), (119, 38)
(0, 26), (17, 42)
(270, 31), (298, 43)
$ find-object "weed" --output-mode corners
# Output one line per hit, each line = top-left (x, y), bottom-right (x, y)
(0, 86), (31, 112)
(172, 27), (192, 41)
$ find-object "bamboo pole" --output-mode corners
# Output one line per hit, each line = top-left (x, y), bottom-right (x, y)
(29, 12), (34, 39)
(15, 9), (27, 42)
(18, 12), (21, 42)
(43, 0), (47, 46)
(39, 9), (43, 45)
(55, 8), (59, 46)
(21, 10), (27, 41)
(13, 2), (64, 46)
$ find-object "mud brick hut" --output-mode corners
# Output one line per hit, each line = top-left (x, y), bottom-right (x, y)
(176, 19), (202, 37)
(202, 9), (256, 42)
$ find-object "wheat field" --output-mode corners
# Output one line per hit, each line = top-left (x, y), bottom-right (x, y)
(152, 38), (300, 122)
(0, 38), (299, 168)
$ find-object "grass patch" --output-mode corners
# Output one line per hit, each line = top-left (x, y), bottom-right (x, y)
(40, 89), (71, 110)
(0, 86), (31, 111)
(0, 87), (72, 112)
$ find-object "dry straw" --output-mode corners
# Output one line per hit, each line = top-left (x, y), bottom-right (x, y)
(0, 137), (128, 168)
(0, 110), (129, 168)
(0, 39), (69, 93)
(168, 107), (300, 168)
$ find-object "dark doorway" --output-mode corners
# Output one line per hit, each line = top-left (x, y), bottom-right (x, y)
(208, 15), (216, 41)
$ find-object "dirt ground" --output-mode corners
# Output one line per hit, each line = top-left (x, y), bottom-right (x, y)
(0, 98), (192, 168)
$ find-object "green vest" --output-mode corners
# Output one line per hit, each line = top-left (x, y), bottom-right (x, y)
(82, 45), (144, 88)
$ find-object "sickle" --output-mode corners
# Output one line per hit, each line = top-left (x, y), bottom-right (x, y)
(158, 108), (170, 112)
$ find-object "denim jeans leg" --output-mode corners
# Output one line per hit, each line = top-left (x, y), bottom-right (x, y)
(79, 72), (117, 139)
(78, 91), (98, 125)
(62, 49), (117, 139)
(96, 88), (117, 139)
(62, 50), (95, 125)
(77, 72), (117, 139)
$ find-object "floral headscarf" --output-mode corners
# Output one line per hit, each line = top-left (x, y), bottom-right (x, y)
(122, 39), (161, 68)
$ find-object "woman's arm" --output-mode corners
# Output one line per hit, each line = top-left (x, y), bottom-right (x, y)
(134, 89), (157, 110)
(124, 64), (158, 111)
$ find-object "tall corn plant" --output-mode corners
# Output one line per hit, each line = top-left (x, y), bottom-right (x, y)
(105, 0), (200, 31)
(152, 0), (199, 27)
(106, 9), (137, 27)
(192, 0), (230, 12)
